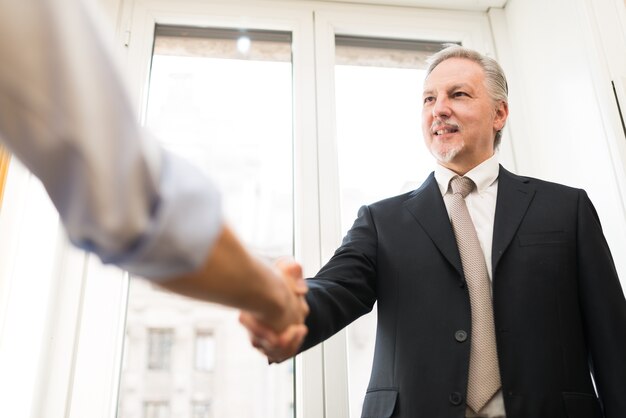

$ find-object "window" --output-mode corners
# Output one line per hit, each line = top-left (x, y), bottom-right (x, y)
(334, 36), (443, 236)
(192, 402), (212, 418)
(147, 25), (294, 255)
(333, 35), (445, 418)
(147, 329), (174, 370)
(144, 401), (169, 418)
(195, 332), (216, 372)
(118, 24), (296, 418)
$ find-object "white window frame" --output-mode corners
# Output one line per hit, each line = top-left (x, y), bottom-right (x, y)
(105, 2), (324, 418)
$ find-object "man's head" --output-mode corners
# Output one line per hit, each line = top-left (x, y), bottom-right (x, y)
(422, 45), (509, 174)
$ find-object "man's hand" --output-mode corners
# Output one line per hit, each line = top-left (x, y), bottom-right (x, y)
(239, 258), (309, 363)
(252, 258), (309, 332)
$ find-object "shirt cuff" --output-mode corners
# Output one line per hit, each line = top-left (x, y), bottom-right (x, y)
(104, 150), (223, 280)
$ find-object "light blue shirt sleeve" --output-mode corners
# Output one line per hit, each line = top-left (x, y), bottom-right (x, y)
(101, 146), (223, 280)
(0, 0), (223, 280)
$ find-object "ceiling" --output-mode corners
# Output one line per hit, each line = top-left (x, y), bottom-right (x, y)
(301, 0), (507, 12)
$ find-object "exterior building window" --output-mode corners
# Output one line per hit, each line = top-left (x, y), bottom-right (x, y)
(194, 331), (216, 372)
(147, 328), (174, 370)
(144, 401), (169, 418)
(191, 402), (212, 418)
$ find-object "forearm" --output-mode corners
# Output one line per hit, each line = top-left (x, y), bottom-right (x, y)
(158, 225), (296, 331)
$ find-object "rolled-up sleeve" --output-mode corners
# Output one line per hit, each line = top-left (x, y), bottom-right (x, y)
(0, 0), (223, 280)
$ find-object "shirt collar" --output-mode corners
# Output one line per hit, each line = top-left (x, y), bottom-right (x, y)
(434, 153), (500, 196)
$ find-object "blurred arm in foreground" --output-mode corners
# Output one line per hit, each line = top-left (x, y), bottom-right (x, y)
(0, 0), (308, 332)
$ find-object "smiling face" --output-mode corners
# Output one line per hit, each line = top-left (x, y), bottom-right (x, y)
(421, 57), (508, 175)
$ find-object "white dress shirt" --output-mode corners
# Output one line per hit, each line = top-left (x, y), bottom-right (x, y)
(0, 0), (222, 280)
(434, 154), (506, 418)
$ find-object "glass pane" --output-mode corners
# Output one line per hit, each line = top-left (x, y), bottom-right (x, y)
(117, 26), (295, 418)
(195, 332), (216, 372)
(147, 329), (174, 370)
(334, 36), (445, 418)
(192, 402), (212, 418)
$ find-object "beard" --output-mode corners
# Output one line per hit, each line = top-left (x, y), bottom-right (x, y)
(429, 137), (465, 163)
(427, 120), (464, 163)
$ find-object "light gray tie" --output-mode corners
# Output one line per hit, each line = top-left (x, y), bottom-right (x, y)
(445, 176), (501, 413)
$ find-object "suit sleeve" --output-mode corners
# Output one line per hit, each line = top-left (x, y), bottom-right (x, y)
(300, 205), (379, 351)
(575, 190), (626, 417)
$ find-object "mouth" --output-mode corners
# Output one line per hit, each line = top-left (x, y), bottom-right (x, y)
(432, 124), (459, 136)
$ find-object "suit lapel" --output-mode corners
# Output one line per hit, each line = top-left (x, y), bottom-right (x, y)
(403, 173), (464, 279)
(492, 166), (535, 274)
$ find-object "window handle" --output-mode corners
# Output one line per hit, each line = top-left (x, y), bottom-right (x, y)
(612, 80), (626, 141)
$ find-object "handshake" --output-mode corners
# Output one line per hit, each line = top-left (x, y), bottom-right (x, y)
(159, 226), (309, 363)
(239, 259), (310, 363)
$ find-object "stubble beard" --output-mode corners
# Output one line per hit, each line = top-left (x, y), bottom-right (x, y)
(429, 138), (465, 164)
(428, 120), (464, 164)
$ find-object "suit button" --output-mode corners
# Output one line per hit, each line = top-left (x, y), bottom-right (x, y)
(454, 330), (468, 342)
(449, 392), (463, 405)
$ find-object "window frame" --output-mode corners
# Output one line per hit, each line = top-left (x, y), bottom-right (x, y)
(143, 400), (170, 418)
(147, 328), (174, 371)
(68, 2), (323, 418)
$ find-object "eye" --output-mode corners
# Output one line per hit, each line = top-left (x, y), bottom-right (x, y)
(423, 96), (435, 105)
(452, 91), (469, 98)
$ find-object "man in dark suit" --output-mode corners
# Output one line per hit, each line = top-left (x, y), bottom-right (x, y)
(240, 45), (626, 418)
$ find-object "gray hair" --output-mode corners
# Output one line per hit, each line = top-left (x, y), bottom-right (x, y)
(425, 44), (508, 148)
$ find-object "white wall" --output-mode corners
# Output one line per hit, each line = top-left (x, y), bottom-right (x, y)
(490, 0), (626, 284)
(95, 0), (124, 30)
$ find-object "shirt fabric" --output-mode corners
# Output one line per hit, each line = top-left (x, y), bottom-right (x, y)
(0, 0), (222, 280)
(434, 153), (506, 418)
(435, 153), (499, 279)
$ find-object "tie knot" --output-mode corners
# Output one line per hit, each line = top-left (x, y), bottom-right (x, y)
(450, 176), (475, 198)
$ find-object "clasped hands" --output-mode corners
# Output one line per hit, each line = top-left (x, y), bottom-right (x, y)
(239, 259), (309, 363)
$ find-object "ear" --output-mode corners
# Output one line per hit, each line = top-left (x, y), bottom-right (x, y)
(493, 101), (509, 131)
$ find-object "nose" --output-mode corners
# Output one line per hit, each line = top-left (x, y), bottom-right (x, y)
(432, 96), (451, 119)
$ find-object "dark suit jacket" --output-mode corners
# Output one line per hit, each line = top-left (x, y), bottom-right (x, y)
(301, 166), (626, 418)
